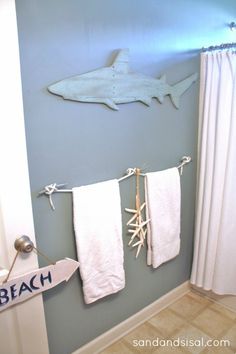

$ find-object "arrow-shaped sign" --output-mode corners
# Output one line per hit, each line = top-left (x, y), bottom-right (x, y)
(0, 258), (79, 312)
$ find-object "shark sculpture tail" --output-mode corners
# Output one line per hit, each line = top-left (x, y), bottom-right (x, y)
(169, 73), (198, 109)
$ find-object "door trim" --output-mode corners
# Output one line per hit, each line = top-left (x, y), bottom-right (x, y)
(0, 1), (49, 353)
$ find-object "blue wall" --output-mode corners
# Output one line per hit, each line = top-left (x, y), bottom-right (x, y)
(15, 1), (236, 353)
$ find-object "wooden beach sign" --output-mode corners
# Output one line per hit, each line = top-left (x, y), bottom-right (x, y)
(0, 258), (79, 312)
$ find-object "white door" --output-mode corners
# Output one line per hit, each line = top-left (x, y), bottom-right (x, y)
(0, 1), (49, 353)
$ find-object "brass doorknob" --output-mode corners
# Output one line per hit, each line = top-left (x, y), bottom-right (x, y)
(14, 235), (34, 253)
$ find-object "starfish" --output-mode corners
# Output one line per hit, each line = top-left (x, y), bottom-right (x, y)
(126, 205), (150, 257)
(125, 169), (151, 258)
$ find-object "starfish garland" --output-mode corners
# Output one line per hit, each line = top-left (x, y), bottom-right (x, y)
(125, 168), (150, 258)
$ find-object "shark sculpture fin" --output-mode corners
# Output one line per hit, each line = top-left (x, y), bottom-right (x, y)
(111, 49), (130, 74)
(139, 97), (152, 106)
(170, 73), (198, 109)
(103, 99), (119, 110)
(156, 95), (164, 104)
(159, 74), (166, 83)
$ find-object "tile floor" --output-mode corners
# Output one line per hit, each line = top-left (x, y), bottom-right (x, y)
(100, 291), (236, 353)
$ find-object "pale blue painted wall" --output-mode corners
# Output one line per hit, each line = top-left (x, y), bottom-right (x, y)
(15, 1), (236, 353)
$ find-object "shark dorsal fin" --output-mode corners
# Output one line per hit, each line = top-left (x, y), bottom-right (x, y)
(159, 74), (166, 83)
(111, 49), (129, 74)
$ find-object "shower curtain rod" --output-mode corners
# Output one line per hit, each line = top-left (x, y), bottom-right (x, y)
(202, 42), (236, 52)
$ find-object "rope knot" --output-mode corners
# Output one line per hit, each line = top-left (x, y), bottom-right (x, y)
(43, 183), (58, 210)
(44, 183), (58, 196)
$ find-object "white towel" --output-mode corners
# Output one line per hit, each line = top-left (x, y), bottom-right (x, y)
(145, 167), (181, 268)
(72, 179), (125, 304)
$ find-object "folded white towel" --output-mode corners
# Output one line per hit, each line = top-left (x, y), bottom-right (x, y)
(72, 179), (125, 304)
(145, 167), (181, 268)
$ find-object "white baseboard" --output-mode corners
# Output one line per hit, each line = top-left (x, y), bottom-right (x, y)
(72, 281), (190, 354)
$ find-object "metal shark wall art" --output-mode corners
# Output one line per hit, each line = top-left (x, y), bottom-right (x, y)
(48, 49), (198, 110)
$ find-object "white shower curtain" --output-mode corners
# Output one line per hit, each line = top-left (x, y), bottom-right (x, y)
(191, 49), (236, 294)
